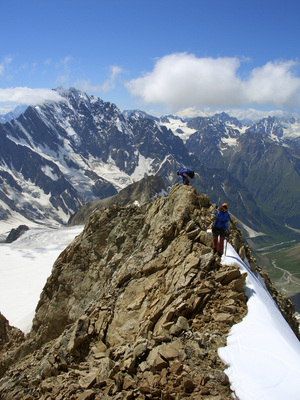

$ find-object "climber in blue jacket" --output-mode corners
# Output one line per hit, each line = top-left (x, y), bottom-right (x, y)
(177, 168), (195, 186)
(212, 203), (230, 256)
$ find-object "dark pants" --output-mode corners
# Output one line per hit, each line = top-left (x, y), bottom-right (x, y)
(212, 227), (225, 255)
(182, 173), (191, 185)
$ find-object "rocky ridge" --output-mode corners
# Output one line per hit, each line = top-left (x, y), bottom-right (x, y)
(0, 185), (298, 400)
(5, 225), (29, 243)
(68, 175), (167, 226)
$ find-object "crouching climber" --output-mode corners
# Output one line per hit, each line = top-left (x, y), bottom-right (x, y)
(212, 203), (230, 257)
(177, 168), (195, 186)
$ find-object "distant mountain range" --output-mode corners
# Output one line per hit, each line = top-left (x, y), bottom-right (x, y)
(174, 106), (299, 125)
(0, 105), (28, 124)
(0, 87), (299, 251)
(162, 112), (300, 246)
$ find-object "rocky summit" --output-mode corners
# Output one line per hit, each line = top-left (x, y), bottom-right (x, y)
(0, 185), (298, 400)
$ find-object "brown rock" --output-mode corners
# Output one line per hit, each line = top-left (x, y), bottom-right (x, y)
(79, 372), (97, 389)
(96, 357), (115, 382)
(154, 354), (169, 371)
(214, 369), (230, 385)
(122, 374), (136, 390)
(182, 376), (195, 392)
(67, 315), (90, 353)
(0, 184), (297, 400)
(214, 313), (234, 324)
(158, 342), (180, 361)
(199, 230), (213, 247)
(169, 360), (183, 374)
(215, 269), (241, 284)
(229, 274), (247, 292)
(76, 390), (95, 400)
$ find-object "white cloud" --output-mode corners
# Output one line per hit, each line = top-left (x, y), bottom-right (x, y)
(0, 87), (64, 106)
(125, 53), (300, 112)
(244, 60), (300, 108)
(74, 65), (124, 93)
(0, 105), (14, 115)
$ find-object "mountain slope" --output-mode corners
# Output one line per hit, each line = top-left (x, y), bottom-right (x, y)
(180, 113), (300, 236)
(0, 88), (264, 241)
(0, 88), (194, 233)
(237, 125), (300, 228)
(68, 174), (167, 226)
(0, 184), (298, 399)
(0, 105), (27, 124)
(0, 88), (300, 250)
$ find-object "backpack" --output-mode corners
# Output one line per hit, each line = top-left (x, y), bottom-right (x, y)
(188, 170), (195, 179)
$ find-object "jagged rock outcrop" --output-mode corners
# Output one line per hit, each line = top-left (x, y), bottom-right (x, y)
(0, 313), (25, 378)
(5, 225), (29, 243)
(68, 175), (167, 226)
(0, 185), (298, 400)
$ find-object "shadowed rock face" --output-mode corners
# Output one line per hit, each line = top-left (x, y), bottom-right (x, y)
(68, 174), (167, 226)
(5, 225), (29, 243)
(0, 184), (298, 400)
(0, 313), (25, 378)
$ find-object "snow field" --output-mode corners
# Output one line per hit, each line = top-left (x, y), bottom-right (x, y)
(0, 226), (83, 333)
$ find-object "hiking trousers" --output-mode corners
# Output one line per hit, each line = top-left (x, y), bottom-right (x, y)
(212, 227), (226, 255)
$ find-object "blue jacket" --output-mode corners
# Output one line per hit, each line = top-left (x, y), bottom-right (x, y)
(178, 168), (189, 175)
(213, 209), (230, 230)
(178, 168), (194, 184)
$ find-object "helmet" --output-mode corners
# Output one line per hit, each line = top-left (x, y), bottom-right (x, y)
(222, 203), (228, 209)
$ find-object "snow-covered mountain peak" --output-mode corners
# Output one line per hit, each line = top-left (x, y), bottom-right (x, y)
(247, 115), (300, 142)
(0, 105), (28, 123)
(0, 88), (193, 232)
(123, 109), (159, 121)
(212, 112), (245, 130)
(160, 110), (300, 148)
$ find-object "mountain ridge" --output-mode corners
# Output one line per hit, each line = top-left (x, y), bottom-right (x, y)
(0, 183), (298, 399)
(68, 175), (167, 226)
(0, 87), (299, 250)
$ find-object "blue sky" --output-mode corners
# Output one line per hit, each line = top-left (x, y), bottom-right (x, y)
(0, 0), (300, 116)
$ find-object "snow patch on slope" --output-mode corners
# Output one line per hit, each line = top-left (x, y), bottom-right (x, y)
(160, 117), (197, 142)
(281, 119), (300, 140)
(131, 152), (155, 182)
(221, 137), (238, 147)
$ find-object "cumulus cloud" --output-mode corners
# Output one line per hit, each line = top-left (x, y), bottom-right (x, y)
(74, 65), (124, 93)
(0, 87), (64, 106)
(244, 60), (300, 108)
(125, 53), (300, 112)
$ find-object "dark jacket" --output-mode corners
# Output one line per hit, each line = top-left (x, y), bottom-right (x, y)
(212, 206), (230, 231)
(178, 168), (194, 184)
